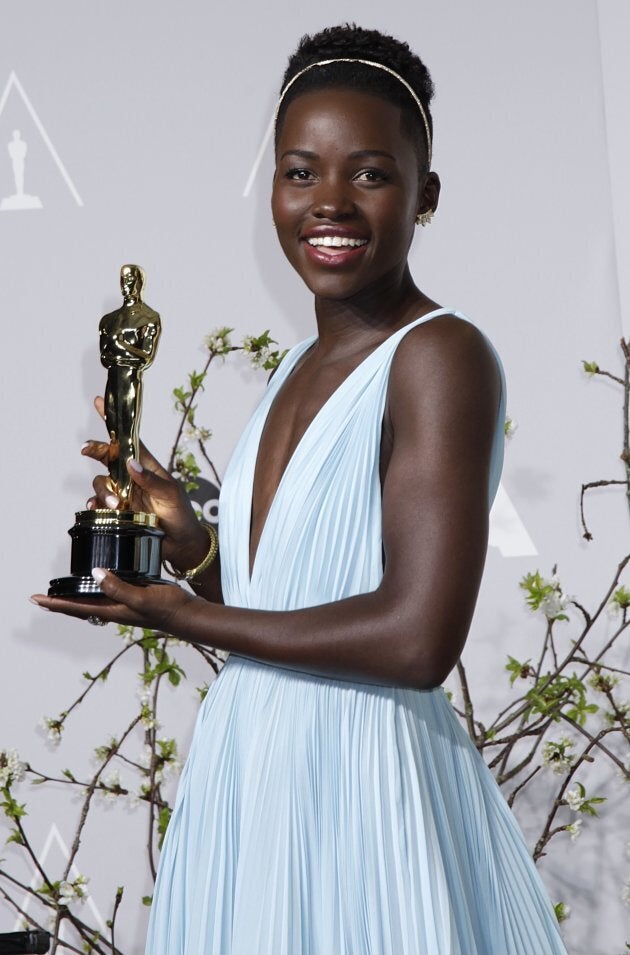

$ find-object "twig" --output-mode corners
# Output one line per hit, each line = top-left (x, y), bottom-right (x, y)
(580, 480), (627, 540)
(109, 886), (124, 955)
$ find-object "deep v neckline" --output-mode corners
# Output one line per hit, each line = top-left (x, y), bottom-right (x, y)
(246, 307), (452, 583)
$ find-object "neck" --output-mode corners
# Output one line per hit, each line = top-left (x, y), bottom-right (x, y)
(313, 265), (430, 354)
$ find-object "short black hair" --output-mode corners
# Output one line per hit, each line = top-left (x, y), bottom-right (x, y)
(275, 24), (435, 168)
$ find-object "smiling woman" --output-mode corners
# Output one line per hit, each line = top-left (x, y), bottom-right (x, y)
(272, 87), (435, 303)
(33, 24), (568, 955)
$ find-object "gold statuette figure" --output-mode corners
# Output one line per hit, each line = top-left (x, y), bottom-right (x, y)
(100, 265), (161, 506)
(48, 265), (169, 598)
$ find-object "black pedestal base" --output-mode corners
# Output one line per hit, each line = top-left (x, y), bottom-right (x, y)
(48, 508), (168, 598)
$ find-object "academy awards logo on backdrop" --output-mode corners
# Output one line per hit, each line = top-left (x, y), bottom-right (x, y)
(187, 478), (220, 527)
(0, 71), (83, 211)
(489, 483), (537, 557)
(12, 823), (107, 939)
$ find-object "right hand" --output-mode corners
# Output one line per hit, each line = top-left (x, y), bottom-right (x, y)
(82, 396), (210, 572)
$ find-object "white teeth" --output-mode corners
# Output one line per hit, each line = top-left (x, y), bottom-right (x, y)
(307, 236), (368, 248)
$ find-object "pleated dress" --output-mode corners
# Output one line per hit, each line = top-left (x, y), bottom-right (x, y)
(146, 309), (567, 955)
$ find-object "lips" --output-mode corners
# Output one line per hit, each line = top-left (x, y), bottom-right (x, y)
(301, 229), (370, 266)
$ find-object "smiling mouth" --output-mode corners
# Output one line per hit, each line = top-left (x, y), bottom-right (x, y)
(304, 236), (369, 257)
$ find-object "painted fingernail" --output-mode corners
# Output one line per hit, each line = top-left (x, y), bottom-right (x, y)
(29, 597), (49, 610)
(128, 459), (143, 474)
(92, 568), (107, 584)
(105, 494), (119, 509)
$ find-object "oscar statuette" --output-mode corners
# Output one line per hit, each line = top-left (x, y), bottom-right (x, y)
(49, 265), (169, 598)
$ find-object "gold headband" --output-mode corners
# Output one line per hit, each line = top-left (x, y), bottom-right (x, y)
(275, 58), (432, 167)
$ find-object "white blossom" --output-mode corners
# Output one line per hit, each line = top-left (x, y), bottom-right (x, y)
(542, 736), (575, 775)
(141, 709), (159, 730)
(183, 425), (212, 444)
(100, 770), (122, 802)
(136, 682), (152, 706)
(39, 717), (63, 746)
(93, 737), (118, 763)
(565, 788), (585, 812)
(0, 749), (26, 788)
(539, 577), (570, 621)
(120, 628), (136, 646)
(126, 791), (141, 810)
(59, 874), (88, 904)
(504, 416), (518, 440)
(203, 328), (232, 357)
(241, 336), (274, 370)
(565, 820), (582, 842)
(138, 744), (153, 769)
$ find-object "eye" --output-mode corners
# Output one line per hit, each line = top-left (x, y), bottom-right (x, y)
(285, 167), (315, 182)
(354, 168), (389, 183)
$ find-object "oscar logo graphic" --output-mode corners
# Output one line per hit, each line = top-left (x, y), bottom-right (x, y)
(0, 70), (83, 211)
(0, 129), (42, 210)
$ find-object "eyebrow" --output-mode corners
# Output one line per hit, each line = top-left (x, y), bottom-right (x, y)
(279, 148), (397, 162)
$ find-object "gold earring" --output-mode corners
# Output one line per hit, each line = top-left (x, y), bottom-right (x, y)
(416, 210), (434, 227)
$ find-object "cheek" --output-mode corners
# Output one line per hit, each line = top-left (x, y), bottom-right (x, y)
(271, 186), (306, 227)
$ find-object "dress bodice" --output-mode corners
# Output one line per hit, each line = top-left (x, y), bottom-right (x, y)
(219, 308), (506, 612)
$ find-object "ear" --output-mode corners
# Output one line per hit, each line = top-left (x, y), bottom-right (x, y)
(417, 171), (441, 217)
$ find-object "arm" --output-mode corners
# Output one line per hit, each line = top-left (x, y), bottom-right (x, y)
(115, 323), (159, 362)
(35, 319), (499, 689)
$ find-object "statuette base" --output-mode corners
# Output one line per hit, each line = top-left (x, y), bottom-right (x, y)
(48, 509), (170, 598)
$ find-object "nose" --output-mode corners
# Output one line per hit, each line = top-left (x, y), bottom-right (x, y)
(311, 176), (356, 220)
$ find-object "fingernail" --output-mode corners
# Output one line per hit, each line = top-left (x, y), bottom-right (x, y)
(30, 597), (49, 610)
(92, 568), (107, 584)
(105, 494), (119, 509)
(86, 499), (95, 510)
(128, 459), (143, 474)
(81, 442), (90, 453)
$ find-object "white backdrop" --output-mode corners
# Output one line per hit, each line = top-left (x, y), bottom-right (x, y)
(1, 1), (629, 952)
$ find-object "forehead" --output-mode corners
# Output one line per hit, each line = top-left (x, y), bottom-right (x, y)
(277, 88), (414, 156)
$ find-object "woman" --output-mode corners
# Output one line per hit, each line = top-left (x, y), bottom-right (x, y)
(34, 25), (568, 955)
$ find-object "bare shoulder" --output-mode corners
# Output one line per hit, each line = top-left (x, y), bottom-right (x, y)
(387, 313), (501, 435)
(393, 313), (497, 379)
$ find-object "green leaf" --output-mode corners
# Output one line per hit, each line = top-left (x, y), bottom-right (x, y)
(157, 806), (172, 849)
(611, 585), (630, 609)
(1, 794), (27, 821)
(523, 672), (595, 726)
(188, 370), (206, 391)
(582, 360), (599, 375)
(505, 655), (533, 686)
(553, 901), (570, 923)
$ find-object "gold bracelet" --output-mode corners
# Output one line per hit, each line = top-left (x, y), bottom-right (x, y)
(163, 523), (219, 582)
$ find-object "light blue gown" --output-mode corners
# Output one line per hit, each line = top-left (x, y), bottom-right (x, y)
(146, 309), (567, 955)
